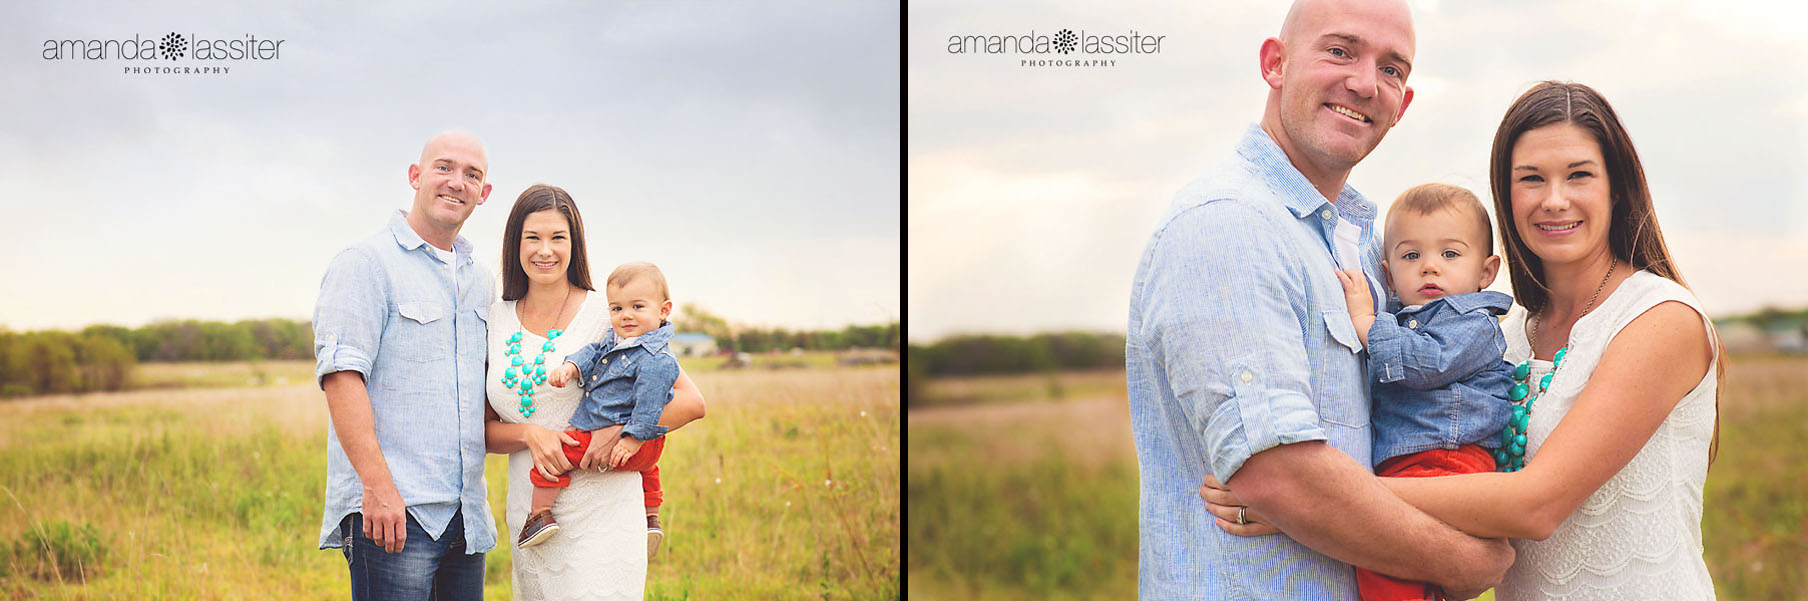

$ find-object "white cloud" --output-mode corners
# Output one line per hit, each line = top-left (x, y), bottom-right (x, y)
(909, 0), (1808, 341)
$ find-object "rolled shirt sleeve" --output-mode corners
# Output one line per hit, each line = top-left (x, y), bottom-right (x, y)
(313, 248), (385, 388)
(1142, 202), (1328, 482)
(621, 354), (678, 441)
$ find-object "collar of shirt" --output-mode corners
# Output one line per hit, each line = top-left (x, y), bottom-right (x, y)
(386, 209), (472, 263)
(1397, 290), (1514, 317)
(1233, 123), (1377, 225)
(611, 322), (675, 355)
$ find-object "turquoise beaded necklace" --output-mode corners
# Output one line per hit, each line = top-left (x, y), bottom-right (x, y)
(501, 289), (571, 418)
(1499, 257), (1615, 472)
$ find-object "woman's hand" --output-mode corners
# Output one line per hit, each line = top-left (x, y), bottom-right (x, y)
(1200, 474), (1281, 537)
(524, 425), (579, 480)
(578, 424), (624, 471)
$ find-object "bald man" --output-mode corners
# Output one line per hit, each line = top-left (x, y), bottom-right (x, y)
(313, 132), (497, 600)
(1126, 1), (1513, 599)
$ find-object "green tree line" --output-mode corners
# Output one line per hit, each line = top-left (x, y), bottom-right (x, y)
(0, 318), (313, 397)
(672, 304), (900, 353)
(904, 331), (1126, 408)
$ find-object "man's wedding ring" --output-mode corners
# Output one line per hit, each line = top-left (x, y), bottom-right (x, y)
(1236, 506), (1248, 525)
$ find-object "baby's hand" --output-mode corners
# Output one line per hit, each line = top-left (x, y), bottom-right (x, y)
(547, 361), (579, 388)
(1335, 269), (1375, 318)
(609, 435), (644, 469)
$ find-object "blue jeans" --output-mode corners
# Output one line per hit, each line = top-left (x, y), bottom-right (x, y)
(337, 510), (485, 601)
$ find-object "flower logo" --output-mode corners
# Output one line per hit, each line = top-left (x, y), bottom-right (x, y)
(1054, 29), (1078, 54)
(158, 32), (186, 60)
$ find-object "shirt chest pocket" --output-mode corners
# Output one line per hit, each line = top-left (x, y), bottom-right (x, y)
(1318, 309), (1370, 428)
(584, 354), (638, 390)
(390, 302), (451, 363)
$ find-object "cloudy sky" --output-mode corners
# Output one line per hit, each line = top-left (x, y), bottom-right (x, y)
(909, 0), (1808, 341)
(1, 1), (899, 333)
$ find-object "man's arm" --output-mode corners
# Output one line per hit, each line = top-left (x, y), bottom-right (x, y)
(1149, 204), (1507, 593)
(323, 370), (408, 554)
(1228, 441), (1512, 593)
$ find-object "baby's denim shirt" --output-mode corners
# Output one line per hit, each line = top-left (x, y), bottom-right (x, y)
(1366, 290), (1514, 465)
(563, 322), (680, 441)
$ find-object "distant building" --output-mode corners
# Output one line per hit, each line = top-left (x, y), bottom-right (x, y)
(670, 332), (719, 357)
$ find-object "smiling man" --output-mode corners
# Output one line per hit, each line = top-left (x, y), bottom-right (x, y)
(1125, 1), (1515, 598)
(313, 131), (497, 600)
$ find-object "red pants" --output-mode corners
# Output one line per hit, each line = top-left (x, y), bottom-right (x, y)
(528, 429), (666, 508)
(1355, 445), (1496, 601)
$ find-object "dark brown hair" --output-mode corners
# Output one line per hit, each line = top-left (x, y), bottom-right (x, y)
(1487, 81), (1720, 464)
(1386, 183), (1493, 255)
(500, 184), (594, 301)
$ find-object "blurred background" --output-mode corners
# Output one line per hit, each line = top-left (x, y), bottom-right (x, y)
(908, 0), (1808, 599)
(1, 2), (901, 598)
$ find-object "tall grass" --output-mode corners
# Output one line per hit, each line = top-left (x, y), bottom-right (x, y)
(908, 356), (1808, 600)
(0, 366), (899, 599)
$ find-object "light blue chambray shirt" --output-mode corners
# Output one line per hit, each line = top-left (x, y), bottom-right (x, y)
(1127, 124), (1385, 600)
(313, 210), (497, 554)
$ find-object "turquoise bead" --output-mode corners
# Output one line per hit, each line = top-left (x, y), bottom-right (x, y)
(1513, 361), (1531, 380)
(511, 356), (523, 367)
(509, 332), (522, 344)
(1512, 405), (1527, 420)
(1493, 449), (1507, 464)
(505, 366), (518, 379)
(1509, 442), (1523, 455)
(542, 341), (555, 352)
(535, 365), (546, 376)
(1514, 434), (1527, 447)
(1502, 429), (1516, 446)
(548, 329), (562, 339)
(1509, 383), (1528, 402)
(1514, 414), (1528, 431)
(509, 343), (521, 354)
(1553, 347), (1567, 365)
(535, 355), (546, 364)
(1539, 373), (1553, 391)
(535, 375), (546, 384)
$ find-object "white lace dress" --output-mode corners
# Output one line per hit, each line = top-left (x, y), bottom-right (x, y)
(487, 294), (647, 600)
(1497, 270), (1717, 600)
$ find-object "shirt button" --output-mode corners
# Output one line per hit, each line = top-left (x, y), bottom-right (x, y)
(1408, 319), (1419, 329)
(1320, 209), (1334, 219)
(1240, 370), (1253, 383)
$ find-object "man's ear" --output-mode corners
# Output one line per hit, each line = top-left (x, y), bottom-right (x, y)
(1259, 38), (1286, 89)
(1479, 255), (1501, 289)
(478, 182), (493, 205)
(407, 163), (422, 190)
(1393, 86), (1414, 125)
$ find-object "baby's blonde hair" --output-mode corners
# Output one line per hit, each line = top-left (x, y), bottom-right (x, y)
(605, 261), (670, 302)
(1385, 183), (1495, 254)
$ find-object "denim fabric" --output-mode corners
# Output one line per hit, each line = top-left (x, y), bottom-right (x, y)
(314, 210), (497, 554)
(1126, 124), (1385, 600)
(340, 510), (485, 601)
(1366, 291), (1515, 464)
(562, 322), (680, 441)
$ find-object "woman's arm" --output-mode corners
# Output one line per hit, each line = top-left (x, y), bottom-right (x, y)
(1380, 301), (1711, 539)
(658, 368), (707, 432)
(484, 402), (577, 478)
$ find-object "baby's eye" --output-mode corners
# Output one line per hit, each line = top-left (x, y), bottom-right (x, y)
(1402, 251), (1420, 260)
(1442, 250), (1460, 259)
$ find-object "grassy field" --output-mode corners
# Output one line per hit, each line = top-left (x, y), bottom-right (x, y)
(0, 365), (899, 599)
(907, 355), (1808, 600)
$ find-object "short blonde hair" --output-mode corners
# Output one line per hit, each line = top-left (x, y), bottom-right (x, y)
(1385, 183), (1494, 254)
(605, 261), (670, 302)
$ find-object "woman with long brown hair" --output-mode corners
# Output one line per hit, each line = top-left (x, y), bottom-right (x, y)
(1203, 82), (1720, 599)
(482, 184), (707, 599)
